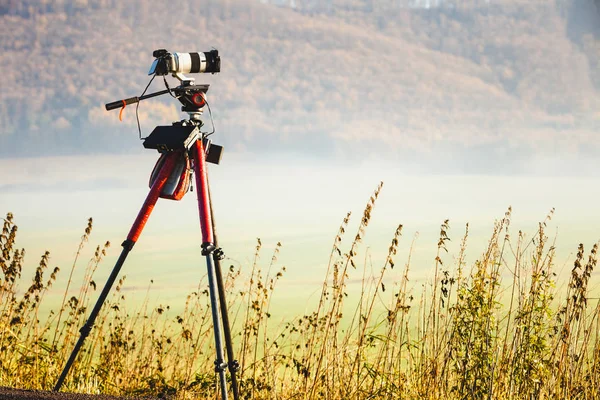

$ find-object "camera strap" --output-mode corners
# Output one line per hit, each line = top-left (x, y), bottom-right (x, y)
(119, 100), (127, 121)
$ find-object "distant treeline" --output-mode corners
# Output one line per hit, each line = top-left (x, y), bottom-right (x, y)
(0, 0), (598, 163)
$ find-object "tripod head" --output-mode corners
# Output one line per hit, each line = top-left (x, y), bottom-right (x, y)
(104, 49), (222, 155)
(174, 82), (210, 121)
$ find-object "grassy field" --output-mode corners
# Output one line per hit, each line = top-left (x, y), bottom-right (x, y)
(1, 183), (599, 399)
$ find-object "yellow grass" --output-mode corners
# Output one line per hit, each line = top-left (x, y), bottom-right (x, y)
(1, 183), (599, 399)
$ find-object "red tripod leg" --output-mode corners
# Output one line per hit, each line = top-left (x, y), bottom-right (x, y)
(193, 140), (214, 243)
(127, 152), (179, 243)
(192, 140), (229, 399)
(54, 152), (179, 392)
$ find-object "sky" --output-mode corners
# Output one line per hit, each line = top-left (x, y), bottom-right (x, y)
(1, 0), (599, 322)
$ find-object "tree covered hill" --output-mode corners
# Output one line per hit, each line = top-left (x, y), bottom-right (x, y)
(0, 0), (598, 169)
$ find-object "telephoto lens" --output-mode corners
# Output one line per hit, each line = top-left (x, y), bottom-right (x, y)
(172, 50), (220, 74)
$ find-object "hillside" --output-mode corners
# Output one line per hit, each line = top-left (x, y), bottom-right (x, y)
(0, 0), (598, 171)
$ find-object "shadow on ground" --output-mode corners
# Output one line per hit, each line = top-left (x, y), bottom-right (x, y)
(0, 387), (160, 400)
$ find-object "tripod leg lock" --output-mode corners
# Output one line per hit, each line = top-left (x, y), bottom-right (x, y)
(214, 247), (225, 260)
(228, 360), (240, 373)
(201, 242), (216, 256)
(214, 360), (228, 373)
(121, 239), (136, 251)
(79, 323), (93, 338)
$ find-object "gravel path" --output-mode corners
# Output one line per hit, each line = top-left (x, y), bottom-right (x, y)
(0, 387), (160, 400)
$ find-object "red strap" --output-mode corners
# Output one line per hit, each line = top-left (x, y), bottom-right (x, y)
(118, 100), (126, 121)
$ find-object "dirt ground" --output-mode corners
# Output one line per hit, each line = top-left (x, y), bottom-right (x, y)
(0, 387), (160, 400)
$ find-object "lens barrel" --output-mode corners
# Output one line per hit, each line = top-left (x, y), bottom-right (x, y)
(172, 50), (220, 74)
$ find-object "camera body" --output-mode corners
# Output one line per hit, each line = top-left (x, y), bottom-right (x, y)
(150, 49), (220, 77)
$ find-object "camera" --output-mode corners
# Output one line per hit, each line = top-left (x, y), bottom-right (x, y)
(149, 49), (220, 76)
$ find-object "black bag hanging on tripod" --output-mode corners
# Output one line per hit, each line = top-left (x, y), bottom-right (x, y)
(149, 150), (191, 200)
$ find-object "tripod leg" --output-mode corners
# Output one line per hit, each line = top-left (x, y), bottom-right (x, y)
(192, 139), (229, 400)
(206, 174), (241, 400)
(53, 153), (179, 392)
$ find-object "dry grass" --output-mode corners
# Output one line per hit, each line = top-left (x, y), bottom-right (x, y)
(1, 184), (599, 399)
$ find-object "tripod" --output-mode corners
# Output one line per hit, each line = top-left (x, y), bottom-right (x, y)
(53, 81), (240, 400)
